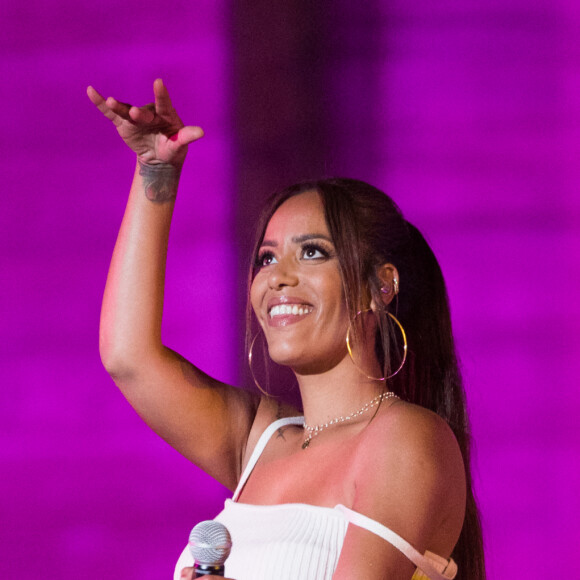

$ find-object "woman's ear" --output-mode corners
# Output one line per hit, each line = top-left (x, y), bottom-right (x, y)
(375, 263), (400, 307)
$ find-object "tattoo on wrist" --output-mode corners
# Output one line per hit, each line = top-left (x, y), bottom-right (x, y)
(138, 160), (180, 203)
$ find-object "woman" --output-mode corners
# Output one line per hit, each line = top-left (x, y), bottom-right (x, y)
(88, 79), (485, 579)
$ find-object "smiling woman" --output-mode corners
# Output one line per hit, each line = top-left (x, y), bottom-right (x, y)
(89, 80), (485, 580)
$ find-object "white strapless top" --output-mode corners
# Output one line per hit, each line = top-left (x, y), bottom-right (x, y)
(174, 417), (457, 580)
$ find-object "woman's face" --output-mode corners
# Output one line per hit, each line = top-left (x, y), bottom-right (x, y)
(250, 190), (350, 374)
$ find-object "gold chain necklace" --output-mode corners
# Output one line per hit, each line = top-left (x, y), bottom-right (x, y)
(302, 391), (398, 449)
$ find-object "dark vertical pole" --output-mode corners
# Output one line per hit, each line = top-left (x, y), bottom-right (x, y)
(320, 1), (385, 182)
(232, 1), (329, 383)
(232, 2), (384, 386)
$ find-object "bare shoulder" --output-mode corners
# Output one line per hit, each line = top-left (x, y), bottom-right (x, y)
(368, 400), (463, 469)
(240, 396), (301, 470)
(352, 400), (466, 553)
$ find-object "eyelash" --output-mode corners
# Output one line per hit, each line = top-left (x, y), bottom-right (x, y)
(255, 243), (332, 268)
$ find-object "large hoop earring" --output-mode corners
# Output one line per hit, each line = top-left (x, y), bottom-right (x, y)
(346, 310), (408, 381)
(248, 331), (270, 396)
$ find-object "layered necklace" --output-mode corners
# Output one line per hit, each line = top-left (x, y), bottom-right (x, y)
(302, 390), (398, 449)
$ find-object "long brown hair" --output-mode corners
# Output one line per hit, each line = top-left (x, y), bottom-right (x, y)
(246, 178), (485, 579)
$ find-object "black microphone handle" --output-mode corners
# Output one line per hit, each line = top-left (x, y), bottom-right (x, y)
(194, 563), (226, 577)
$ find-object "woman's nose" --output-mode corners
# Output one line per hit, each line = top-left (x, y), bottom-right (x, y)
(268, 258), (299, 289)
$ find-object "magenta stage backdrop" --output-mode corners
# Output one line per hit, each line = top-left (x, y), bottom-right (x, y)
(2, 2), (578, 579)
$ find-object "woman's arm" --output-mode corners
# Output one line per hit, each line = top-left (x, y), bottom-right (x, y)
(88, 80), (260, 489)
(333, 403), (466, 579)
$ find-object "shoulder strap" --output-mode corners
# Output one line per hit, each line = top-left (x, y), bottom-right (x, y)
(336, 505), (457, 580)
(232, 416), (304, 501)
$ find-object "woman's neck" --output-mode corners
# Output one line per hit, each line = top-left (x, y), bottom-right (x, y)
(295, 354), (385, 427)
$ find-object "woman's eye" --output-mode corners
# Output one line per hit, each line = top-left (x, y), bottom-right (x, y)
(302, 245), (328, 260)
(256, 252), (277, 267)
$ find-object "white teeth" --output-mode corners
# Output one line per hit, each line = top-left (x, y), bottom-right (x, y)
(269, 305), (313, 318)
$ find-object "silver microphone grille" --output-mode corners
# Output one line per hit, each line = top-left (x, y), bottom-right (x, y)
(188, 520), (232, 566)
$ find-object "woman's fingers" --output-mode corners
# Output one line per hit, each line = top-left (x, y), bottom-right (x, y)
(105, 96), (136, 121)
(86, 85), (103, 107)
(87, 86), (122, 126)
(128, 104), (156, 124)
(174, 125), (205, 146)
(179, 567), (196, 580)
(88, 80), (183, 130)
(87, 86), (134, 128)
(88, 80), (203, 163)
(153, 78), (174, 118)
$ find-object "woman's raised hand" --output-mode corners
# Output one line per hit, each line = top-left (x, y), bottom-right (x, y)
(87, 79), (204, 167)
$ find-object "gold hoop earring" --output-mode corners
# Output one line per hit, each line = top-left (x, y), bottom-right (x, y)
(345, 310), (408, 381)
(248, 331), (270, 396)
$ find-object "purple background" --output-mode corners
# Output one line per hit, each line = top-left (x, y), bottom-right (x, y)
(2, 2), (579, 578)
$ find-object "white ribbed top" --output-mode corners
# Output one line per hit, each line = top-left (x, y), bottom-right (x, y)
(173, 417), (457, 580)
(215, 500), (347, 579)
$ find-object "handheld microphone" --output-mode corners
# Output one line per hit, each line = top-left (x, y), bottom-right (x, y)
(188, 520), (232, 577)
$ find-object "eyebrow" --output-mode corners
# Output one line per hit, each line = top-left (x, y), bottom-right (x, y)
(260, 233), (333, 247)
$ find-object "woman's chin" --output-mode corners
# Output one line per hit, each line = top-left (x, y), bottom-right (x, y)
(267, 345), (318, 373)
(268, 347), (345, 376)
(267, 346), (302, 369)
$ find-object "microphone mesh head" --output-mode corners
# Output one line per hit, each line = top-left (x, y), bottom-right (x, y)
(188, 520), (232, 566)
